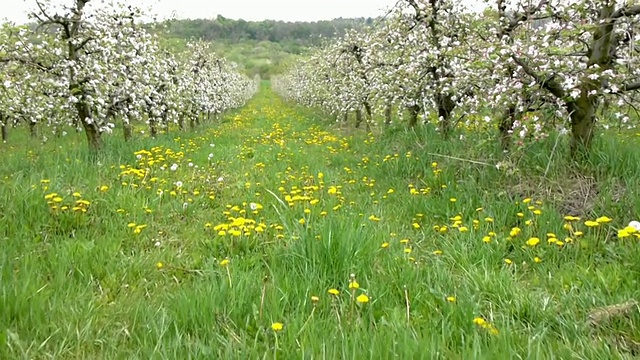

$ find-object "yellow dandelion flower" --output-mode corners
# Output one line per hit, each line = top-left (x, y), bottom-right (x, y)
(446, 296), (456, 303)
(356, 294), (369, 303)
(473, 317), (487, 326)
(526, 237), (540, 247)
(349, 281), (360, 290)
(595, 216), (612, 224)
(220, 259), (230, 267)
(271, 322), (283, 331)
(584, 221), (600, 227)
(328, 288), (339, 296)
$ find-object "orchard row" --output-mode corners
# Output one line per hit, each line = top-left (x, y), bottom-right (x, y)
(273, 0), (640, 156)
(0, 0), (259, 151)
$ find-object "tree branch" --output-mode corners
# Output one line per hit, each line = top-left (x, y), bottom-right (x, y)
(623, 81), (640, 92)
(511, 55), (566, 100)
(612, 5), (640, 19)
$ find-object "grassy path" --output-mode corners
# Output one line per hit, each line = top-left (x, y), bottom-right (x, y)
(1, 84), (639, 358)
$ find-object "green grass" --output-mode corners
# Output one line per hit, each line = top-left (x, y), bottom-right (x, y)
(1, 83), (640, 359)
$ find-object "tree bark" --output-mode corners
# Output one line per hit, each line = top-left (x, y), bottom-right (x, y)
(355, 109), (363, 128)
(0, 113), (7, 143)
(384, 103), (392, 127)
(407, 104), (421, 128)
(29, 122), (38, 138)
(436, 93), (456, 138)
(363, 101), (373, 132)
(499, 106), (517, 150)
(122, 120), (132, 142)
(148, 117), (158, 138)
(568, 94), (597, 158)
(75, 101), (102, 152)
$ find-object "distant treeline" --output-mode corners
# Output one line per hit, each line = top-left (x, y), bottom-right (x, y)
(157, 16), (373, 49)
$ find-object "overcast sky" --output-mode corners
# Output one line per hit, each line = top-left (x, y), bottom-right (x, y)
(1, 0), (403, 24)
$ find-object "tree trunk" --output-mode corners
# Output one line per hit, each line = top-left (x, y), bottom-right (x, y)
(178, 117), (185, 131)
(75, 101), (102, 152)
(407, 104), (421, 128)
(384, 103), (392, 127)
(0, 113), (7, 143)
(29, 122), (38, 138)
(149, 119), (158, 139)
(499, 106), (517, 150)
(363, 101), (373, 132)
(568, 98), (596, 158)
(436, 93), (456, 138)
(355, 109), (363, 128)
(122, 120), (132, 142)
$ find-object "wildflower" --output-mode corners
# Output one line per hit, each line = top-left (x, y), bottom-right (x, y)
(328, 288), (339, 296)
(134, 224), (147, 234)
(249, 202), (263, 211)
(433, 250), (443, 255)
(446, 296), (456, 303)
(349, 281), (360, 290)
(618, 229), (631, 238)
(311, 296), (320, 303)
(564, 215), (581, 221)
(526, 237), (540, 247)
(271, 322), (283, 331)
(509, 227), (521, 237)
(356, 294), (370, 303)
(100, 185), (109, 192)
(220, 259), (230, 267)
(534, 257), (542, 263)
(156, 262), (164, 270)
(595, 216), (613, 224)
(381, 242), (390, 248)
(584, 221), (600, 227)
(473, 317), (487, 326)
(412, 223), (421, 229)
(482, 236), (491, 243)
(504, 258), (513, 265)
